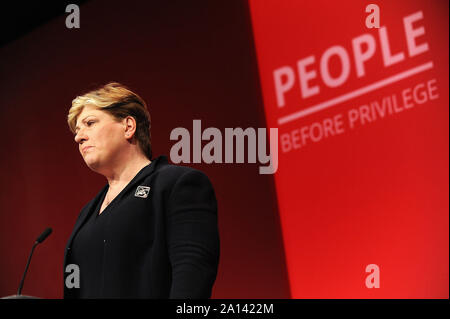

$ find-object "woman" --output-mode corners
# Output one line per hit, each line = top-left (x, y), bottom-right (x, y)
(63, 82), (220, 298)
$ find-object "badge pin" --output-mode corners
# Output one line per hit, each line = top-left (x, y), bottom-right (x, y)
(135, 186), (150, 198)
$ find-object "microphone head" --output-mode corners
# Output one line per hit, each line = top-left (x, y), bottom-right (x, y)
(36, 228), (52, 244)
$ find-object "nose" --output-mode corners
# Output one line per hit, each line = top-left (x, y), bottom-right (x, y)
(74, 128), (88, 144)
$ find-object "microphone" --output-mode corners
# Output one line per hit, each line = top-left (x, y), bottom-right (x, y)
(35, 227), (52, 244)
(17, 227), (53, 296)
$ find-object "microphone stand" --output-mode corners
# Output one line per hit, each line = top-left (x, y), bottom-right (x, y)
(1, 228), (52, 299)
(1, 242), (41, 299)
(16, 241), (39, 297)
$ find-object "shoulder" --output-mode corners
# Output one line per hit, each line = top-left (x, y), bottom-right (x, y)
(154, 164), (218, 214)
(156, 162), (197, 179)
(154, 163), (213, 187)
(149, 163), (216, 199)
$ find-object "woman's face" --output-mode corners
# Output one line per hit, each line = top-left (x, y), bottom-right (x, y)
(74, 105), (127, 172)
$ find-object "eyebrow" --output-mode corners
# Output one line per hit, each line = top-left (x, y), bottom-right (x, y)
(74, 115), (96, 133)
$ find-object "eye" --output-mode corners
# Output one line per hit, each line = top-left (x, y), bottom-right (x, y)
(87, 120), (95, 126)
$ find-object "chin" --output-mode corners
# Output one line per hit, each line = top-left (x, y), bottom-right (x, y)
(84, 156), (101, 172)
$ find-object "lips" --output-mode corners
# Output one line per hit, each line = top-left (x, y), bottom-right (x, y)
(82, 146), (93, 153)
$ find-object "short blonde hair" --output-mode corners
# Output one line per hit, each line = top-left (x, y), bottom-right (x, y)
(68, 82), (152, 159)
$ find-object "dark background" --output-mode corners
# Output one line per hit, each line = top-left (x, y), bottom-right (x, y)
(0, 0), (290, 298)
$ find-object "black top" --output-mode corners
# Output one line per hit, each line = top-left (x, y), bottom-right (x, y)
(63, 156), (220, 299)
(69, 185), (111, 298)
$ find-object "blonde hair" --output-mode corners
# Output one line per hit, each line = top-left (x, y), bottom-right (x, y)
(68, 82), (152, 159)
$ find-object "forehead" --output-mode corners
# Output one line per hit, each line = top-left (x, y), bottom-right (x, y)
(75, 105), (105, 126)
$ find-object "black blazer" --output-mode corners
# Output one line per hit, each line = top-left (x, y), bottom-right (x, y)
(63, 155), (220, 298)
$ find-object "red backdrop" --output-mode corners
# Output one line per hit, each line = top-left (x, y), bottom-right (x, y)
(249, 0), (448, 298)
(0, 0), (448, 299)
(0, 0), (289, 298)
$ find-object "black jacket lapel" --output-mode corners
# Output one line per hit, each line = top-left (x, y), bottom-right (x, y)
(63, 184), (108, 263)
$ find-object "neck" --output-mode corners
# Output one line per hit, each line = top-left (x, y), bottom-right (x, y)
(103, 153), (151, 190)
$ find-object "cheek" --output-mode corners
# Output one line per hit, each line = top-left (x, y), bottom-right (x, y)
(97, 125), (124, 149)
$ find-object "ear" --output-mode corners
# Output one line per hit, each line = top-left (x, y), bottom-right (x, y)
(123, 116), (137, 140)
